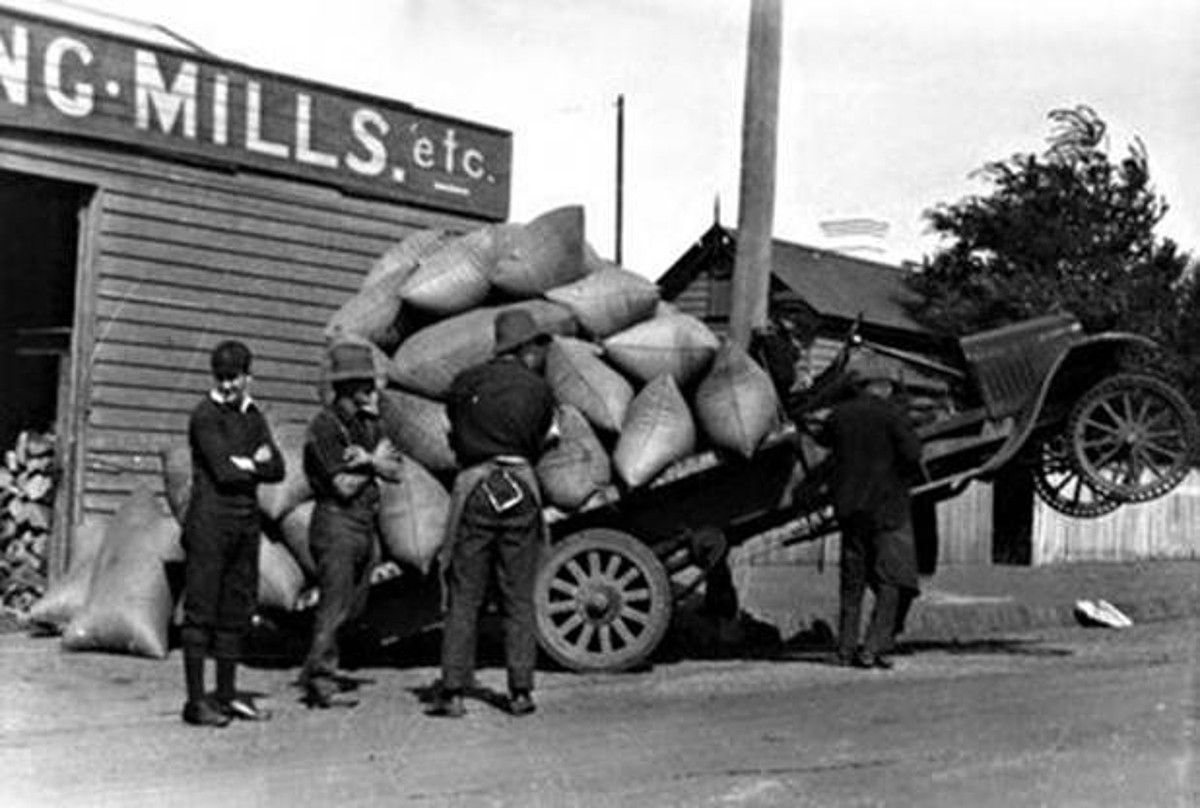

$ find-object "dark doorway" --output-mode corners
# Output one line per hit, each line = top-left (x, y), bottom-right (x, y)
(0, 169), (89, 576)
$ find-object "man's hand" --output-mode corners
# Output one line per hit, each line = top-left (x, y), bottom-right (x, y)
(370, 438), (404, 482)
(252, 444), (273, 464)
(230, 455), (255, 472)
(343, 445), (373, 469)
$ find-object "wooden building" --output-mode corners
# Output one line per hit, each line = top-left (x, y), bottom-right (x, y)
(0, 5), (510, 577)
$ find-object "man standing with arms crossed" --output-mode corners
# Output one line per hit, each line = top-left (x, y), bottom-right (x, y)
(300, 341), (402, 708)
(428, 310), (557, 719)
(181, 340), (285, 726)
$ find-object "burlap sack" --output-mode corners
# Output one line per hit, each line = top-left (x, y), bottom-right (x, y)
(582, 240), (610, 275)
(612, 375), (696, 488)
(380, 388), (457, 474)
(377, 457), (450, 574)
(161, 444), (192, 523)
(26, 516), (107, 630)
(492, 205), (586, 296)
(603, 311), (720, 386)
(545, 336), (633, 434)
(389, 300), (578, 399)
(536, 405), (612, 509)
(361, 228), (449, 289)
(258, 537), (305, 611)
(278, 500), (316, 580)
(694, 340), (781, 458)
(399, 226), (497, 316)
(256, 422), (312, 522)
(544, 266), (660, 339)
(62, 487), (183, 658)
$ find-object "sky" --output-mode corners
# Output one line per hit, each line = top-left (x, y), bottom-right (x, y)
(14, 0), (1200, 278)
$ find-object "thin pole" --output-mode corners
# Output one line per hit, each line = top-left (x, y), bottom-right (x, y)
(728, 0), (782, 349)
(615, 93), (625, 265)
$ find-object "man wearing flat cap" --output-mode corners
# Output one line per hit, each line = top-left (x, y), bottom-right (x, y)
(428, 309), (557, 718)
(300, 341), (402, 707)
(181, 340), (285, 726)
(822, 354), (923, 670)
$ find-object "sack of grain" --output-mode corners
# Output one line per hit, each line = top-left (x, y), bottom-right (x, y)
(544, 266), (659, 339)
(62, 487), (183, 658)
(693, 340), (781, 457)
(492, 205), (586, 296)
(582, 240), (611, 275)
(256, 422), (312, 522)
(399, 226), (497, 316)
(380, 388), (457, 474)
(377, 457), (450, 574)
(26, 516), (107, 630)
(612, 375), (696, 488)
(361, 228), (449, 289)
(603, 311), (719, 386)
(278, 500), (316, 580)
(257, 537), (305, 611)
(161, 444), (192, 523)
(536, 405), (611, 509)
(389, 300), (577, 399)
(545, 336), (633, 434)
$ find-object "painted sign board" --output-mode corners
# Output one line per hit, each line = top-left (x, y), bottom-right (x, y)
(0, 6), (511, 219)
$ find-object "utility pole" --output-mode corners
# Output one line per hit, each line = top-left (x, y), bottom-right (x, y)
(615, 93), (625, 265)
(728, 0), (782, 349)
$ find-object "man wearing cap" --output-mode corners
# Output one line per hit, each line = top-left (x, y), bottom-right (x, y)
(428, 309), (557, 718)
(823, 355), (923, 670)
(181, 340), (285, 726)
(300, 341), (402, 708)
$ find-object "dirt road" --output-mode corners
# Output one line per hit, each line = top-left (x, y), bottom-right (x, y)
(2, 618), (1196, 807)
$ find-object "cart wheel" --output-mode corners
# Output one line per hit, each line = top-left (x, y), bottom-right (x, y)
(1068, 373), (1199, 503)
(1032, 436), (1120, 517)
(534, 528), (671, 673)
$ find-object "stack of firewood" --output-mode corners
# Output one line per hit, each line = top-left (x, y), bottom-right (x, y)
(0, 430), (55, 612)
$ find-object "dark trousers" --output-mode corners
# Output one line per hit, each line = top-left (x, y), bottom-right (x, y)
(181, 509), (260, 661)
(441, 479), (541, 694)
(301, 504), (375, 688)
(837, 511), (918, 658)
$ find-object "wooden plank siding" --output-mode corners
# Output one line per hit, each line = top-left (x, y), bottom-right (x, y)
(0, 133), (486, 518)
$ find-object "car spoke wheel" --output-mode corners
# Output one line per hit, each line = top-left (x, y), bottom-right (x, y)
(1032, 436), (1120, 517)
(535, 528), (671, 672)
(1068, 374), (1199, 503)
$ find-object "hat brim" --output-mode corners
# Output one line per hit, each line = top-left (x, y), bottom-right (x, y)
(328, 370), (378, 383)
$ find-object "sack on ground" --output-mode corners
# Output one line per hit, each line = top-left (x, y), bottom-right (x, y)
(603, 311), (720, 386)
(258, 537), (305, 611)
(612, 375), (696, 488)
(536, 405), (612, 509)
(491, 205), (586, 296)
(62, 487), (183, 658)
(256, 422), (312, 522)
(694, 340), (781, 457)
(389, 300), (577, 399)
(160, 444), (192, 523)
(377, 457), (450, 574)
(26, 516), (107, 630)
(545, 336), (633, 434)
(544, 266), (659, 338)
(278, 500), (316, 580)
(398, 226), (497, 316)
(380, 388), (457, 474)
(360, 228), (449, 289)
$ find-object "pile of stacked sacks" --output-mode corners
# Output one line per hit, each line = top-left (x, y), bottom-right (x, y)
(23, 204), (786, 659)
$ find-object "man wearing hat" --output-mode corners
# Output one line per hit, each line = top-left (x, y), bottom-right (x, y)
(300, 341), (402, 707)
(428, 309), (557, 718)
(822, 353), (923, 669)
(181, 340), (285, 726)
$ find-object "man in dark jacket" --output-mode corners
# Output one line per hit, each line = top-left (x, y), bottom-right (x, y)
(300, 341), (402, 708)
(181, 340), (285, 726)
(824, 356), (923, 669)
(428, 309), (557, 719)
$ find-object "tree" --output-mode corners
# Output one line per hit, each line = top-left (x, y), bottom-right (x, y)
(907, 106), (1190, 347)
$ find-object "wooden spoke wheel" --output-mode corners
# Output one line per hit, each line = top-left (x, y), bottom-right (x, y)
(1032, 436), (1119, 518)
(534, 528), (672, 673)
(1068, 373), (1199, 503)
